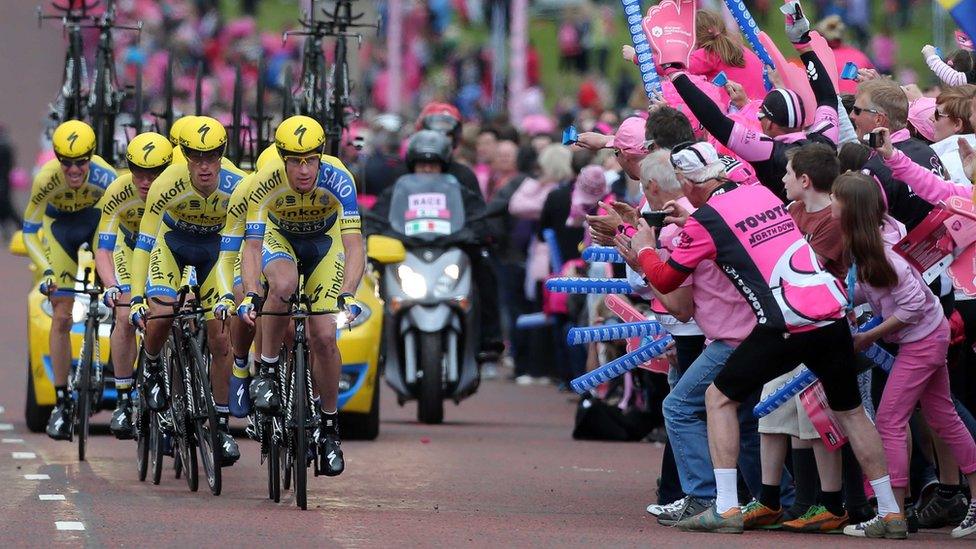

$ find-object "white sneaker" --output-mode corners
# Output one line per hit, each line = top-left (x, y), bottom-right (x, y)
(952, 500), (976, 538)
(647, 497), (687, 517)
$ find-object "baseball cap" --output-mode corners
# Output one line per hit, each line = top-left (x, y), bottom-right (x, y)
(670, 141), (725, 182)
(907, 97), (937, 143)
(759, 88), (806, 130)
(604, 117), (649, 156)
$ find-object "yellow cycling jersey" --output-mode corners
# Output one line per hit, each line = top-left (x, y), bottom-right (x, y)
(242, 153), (361, 239)
(22, 155), (116, 272)
(215, 173), (253, 297)
(95, 173), (144, 252)
(129, 159), (246, 299)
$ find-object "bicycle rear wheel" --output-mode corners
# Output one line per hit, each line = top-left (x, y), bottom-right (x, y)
(189, 338), (221, 496)
(76, 315), (97, 461)
(150, 412), (164, 485)
(264, 415), (281, 502)
(293, 342), (309, 510)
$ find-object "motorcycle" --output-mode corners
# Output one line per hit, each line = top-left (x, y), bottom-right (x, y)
(370, 173), (483, 424)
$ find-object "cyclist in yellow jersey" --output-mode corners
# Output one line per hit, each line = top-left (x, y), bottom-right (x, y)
(93, 132), (172, 439)
(22, 120), (117, 440)
(127, 116), (247, 464)
(234, 116), (364, 476)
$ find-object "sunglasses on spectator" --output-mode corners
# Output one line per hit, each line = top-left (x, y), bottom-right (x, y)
(58, 156), (91, 168)
(934, 109), (952, 121)
(282, 153), (321, 168)
(851, 105), (884, 116)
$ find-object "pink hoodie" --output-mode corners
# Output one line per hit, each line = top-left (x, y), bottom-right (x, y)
(884, 149), (971, 204)
(689, 47), (767, 101)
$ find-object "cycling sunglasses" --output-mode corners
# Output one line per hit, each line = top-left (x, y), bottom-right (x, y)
(281, 153), (321, 167)
(58, 156), (91, 168)
(183, 147), (224, 163)
(129, 164), (169, 179)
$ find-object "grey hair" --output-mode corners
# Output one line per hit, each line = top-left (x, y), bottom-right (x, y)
(640, 149), (681, 193)
(537, 144), (574, 182)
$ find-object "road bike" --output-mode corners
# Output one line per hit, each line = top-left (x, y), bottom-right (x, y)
(257, 282), (336, 510)
(57, 267), (108, 461)
(145, 286), (222, 495)
(283, 0), (377, 157)
(38, 0), (142, 165)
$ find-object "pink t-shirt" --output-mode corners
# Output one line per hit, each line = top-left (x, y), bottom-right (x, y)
(689, 47), (767, 101)
(667, 183), (847, 333)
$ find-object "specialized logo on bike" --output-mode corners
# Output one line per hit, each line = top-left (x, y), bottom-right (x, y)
(733, 204), (795, 247)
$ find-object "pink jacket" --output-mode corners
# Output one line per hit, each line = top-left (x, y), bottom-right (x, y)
(856, 246), (945, 344)
(884, 149), (971, 205)
(509, 178), (556, 220)
(689, 47), (767, 101)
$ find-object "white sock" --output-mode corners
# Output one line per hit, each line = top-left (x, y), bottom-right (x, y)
(714, 468), (739, 514)
(870, 475), (901, 516)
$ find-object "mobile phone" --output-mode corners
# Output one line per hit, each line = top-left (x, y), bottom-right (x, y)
(562, 126), (579, 146)
(866, 132), (885, 148)
(641, 211), (667, 230)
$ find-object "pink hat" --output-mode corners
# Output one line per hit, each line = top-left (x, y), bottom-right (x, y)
(908, 97), (937, 143)
(604, 117), (648, 156)
(567, 165), (608, 227)
(521, 114), (555, 136)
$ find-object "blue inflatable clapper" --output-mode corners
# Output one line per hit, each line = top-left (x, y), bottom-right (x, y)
(723, 0), (774, 69)
(562, 125), (579, 146)
(570, 334), (673, 394)
(711, 71), (728, 87)
(855, 316), (894, 373)
(515, 312), (553, 330)
(544, 277), (633, 295)
(542, 228), (563, 273)
(841, 61), (859, 80)
(567, 320), (666, 345)
(620, 0), (662, 97)
(582, 246), (625, 264)
(752, 366), (818, 418)
(936, 47), (944, 59)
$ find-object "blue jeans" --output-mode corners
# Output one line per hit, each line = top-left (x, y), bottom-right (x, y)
(664, 340), (795, 505)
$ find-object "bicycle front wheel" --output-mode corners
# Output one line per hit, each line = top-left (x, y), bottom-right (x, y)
(168, 339), (198, 492)
(188, 338), (221, 496)
(293, 342), (310, 510)
(135, 351), (150, 481)
(76, 314), (97, 461)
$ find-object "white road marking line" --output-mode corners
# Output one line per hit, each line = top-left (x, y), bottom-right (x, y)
(24, 474), (50, 480)
(12, 452), (36, 459)
(2, 438), (24, 443)
(0, 423), (13, 431)
(39, 494), (66, 501)
(55, 521), (85, 531)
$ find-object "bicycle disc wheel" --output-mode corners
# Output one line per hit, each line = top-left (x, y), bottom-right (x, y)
(294, 343), (309, 510)
(77, 315), (97, 461)
(189, 338), (221, 496)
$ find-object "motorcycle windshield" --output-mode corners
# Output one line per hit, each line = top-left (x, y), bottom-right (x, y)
(387, 174), (467, 243)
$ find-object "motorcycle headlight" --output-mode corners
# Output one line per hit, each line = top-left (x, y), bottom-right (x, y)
(335, 302), (371, 330)
(396, 264), (428, 299)
(433, 262), (462, 298)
